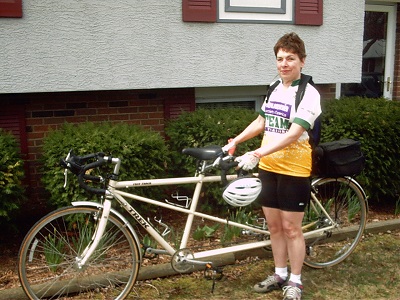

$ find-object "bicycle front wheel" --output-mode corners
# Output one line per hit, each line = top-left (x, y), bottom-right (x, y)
(303, 177), (367, 268)
(18, 206), (141, 300)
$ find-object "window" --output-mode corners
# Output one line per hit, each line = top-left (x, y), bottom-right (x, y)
(182, 0), (323, 25)
(197, 100), (256, 110)
(195, 87), (266, 111)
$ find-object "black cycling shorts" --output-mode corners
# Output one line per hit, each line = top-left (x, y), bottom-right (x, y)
(258, 169), (311, 212)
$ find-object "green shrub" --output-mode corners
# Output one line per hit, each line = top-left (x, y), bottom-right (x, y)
(41, 122), (170, 209)
(320, 97), (400, 204)
(0, 129), (25, 222)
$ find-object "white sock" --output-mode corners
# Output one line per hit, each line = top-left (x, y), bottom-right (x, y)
(275, 267), (288, 280)
(289, 273), (302, 285)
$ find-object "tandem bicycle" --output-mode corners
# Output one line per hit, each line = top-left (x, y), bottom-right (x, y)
(17, 145), (368, 299)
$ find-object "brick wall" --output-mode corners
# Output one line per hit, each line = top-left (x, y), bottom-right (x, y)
(0, 88), (195, 219)
(317, 83), (337, 100)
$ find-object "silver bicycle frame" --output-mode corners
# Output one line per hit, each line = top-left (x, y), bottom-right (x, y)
(105, 174), (336, 260)
(71, 156), (344, 266)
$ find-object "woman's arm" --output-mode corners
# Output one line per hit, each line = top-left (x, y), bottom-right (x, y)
(253, 123), (305, 158)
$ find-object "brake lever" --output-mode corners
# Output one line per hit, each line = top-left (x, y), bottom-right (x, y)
(63, 151), (72, 188)
(212, 156), (221, 167)
(63, 168), (69, 188)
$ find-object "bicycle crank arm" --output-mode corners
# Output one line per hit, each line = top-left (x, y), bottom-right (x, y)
(145, 248), (170, 255)
(183, 258), (212, 266)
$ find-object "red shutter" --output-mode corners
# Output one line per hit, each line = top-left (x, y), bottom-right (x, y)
(295, 0), (323, 26)
(0, 106), (28, 158)
(0, 106), (29, 184)
(0, 0), (22, 18)
(182, 0), (217, 23)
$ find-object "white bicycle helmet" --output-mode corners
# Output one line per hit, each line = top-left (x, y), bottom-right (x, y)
(222, 177), (262, 207)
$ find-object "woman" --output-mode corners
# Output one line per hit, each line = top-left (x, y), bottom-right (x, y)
(223, 32), (321, 300)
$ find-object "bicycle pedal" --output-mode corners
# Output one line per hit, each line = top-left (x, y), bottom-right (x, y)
(204, 264), (224, 281)
(204, 264), (223, 294)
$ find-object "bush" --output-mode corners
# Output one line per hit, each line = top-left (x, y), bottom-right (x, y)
(0, 129), (25, 223)
(41, 122), (170, 209)
(320, 97), (400, 204)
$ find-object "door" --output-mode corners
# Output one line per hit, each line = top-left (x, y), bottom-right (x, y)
(342, 4), (396, 99)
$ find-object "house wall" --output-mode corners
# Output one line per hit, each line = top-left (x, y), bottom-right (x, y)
(0, 1), (364, 94)
(1, 1), (398, 220)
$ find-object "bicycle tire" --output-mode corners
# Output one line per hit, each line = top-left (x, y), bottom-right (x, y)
(303, 177), (367, 268)
(18, 206), (141, 300)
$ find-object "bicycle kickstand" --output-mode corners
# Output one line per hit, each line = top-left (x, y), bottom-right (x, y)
(204, 263), (224, 293)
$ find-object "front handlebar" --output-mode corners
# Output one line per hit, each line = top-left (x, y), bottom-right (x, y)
(61, 150), (110, 195)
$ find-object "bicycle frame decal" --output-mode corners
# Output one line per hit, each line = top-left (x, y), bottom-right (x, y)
(127, 206), (150, 229)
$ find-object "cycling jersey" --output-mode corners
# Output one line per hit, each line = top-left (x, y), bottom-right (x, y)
(258, 79), (321, 177)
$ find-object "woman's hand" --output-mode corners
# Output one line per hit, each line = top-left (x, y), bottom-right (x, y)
(235, 152), (260, 171)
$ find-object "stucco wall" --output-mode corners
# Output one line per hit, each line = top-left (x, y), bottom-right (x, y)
(0, 0), (365, 93)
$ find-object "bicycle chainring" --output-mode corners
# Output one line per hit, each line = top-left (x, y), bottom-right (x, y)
(171, 248), (195, 273)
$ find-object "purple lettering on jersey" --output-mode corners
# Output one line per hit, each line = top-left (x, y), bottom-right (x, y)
(265, 101), (291, 118)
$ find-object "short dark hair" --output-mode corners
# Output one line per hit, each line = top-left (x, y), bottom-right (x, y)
(274, 32), (307, 61)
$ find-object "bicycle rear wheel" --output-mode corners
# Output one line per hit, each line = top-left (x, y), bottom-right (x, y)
(303, 177), (367, 268)
(18, 206), (141, 300)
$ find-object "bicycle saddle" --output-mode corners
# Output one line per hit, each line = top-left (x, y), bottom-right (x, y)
(182, 145), (223, 160)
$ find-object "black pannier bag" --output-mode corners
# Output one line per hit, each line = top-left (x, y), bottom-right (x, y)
(313, 139), (365, 177)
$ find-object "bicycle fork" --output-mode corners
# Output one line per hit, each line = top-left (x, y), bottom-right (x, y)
(75, 198), (112, 269)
